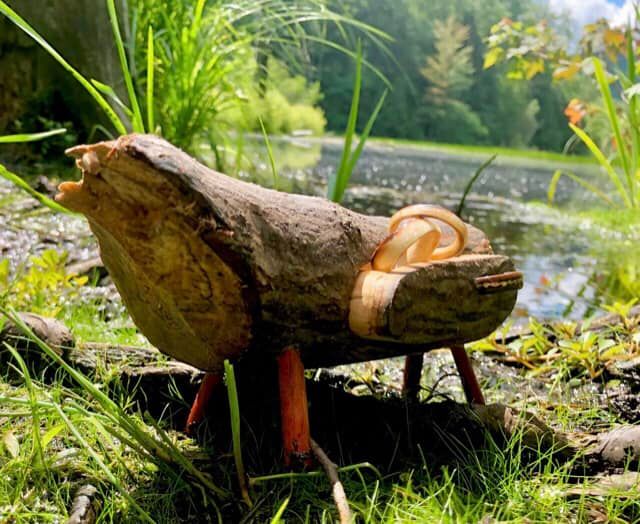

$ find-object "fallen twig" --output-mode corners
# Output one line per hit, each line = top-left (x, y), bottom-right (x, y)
(66, 484), (98, 524)
(310, 438), (352, 524)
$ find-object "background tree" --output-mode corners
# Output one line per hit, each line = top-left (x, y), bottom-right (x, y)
(420, 16), (487, 143)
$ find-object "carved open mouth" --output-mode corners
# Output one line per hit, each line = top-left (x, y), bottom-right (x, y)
(55, 146), (104, 214)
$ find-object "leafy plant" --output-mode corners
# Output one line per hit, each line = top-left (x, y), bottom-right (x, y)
(485, 15), (640, 208)
(327, 42), (387, 203)
(131, 0), (389, 160)
(472, 312), (639, 381)
(0, 250), (88, 317)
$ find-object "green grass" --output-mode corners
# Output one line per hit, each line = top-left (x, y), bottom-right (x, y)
(1, 285), (639, 521)
(2, 357), (638, 523)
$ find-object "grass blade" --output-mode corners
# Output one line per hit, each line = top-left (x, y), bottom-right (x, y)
(4, 344), (44, 469)
(328, 40), (362, 203)
(547, 169), (614, 206)
(147, 25), (155, 132)
(0, 1), (126, 134)
(259, 117), (278, 189)
(0, 129), (66, 143)
(341, 89), (388, 197)
(456, 154), (497, 218)
(569, 123), (631, 207)
(270, 497), (290, 523)
(224, 359), (252, 507)
(51, 402), (155, 523)
(0, 306), (228, 501)
(0, 164), (74, 215)
(106, 0), (144, 132)
(626, 27), (640, 197)
(593, 58), (633, 205)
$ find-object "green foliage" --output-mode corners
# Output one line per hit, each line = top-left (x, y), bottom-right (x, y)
(228, 60), (327, 136)
(420, 16), (489, 144)
(423, 99), (489, 144)
(0, 164), (70, 215)
(422, 16), (475, 101)
(328, 43), (387, 203)
(472, 311), (640, 381)
(131, 0), (385, 160)
(2, 0), (384, 167)
(0, 307), (229, 518)
(486, 13), (640, 208)
(0, 129), (67, 144)
(310, 0), (569, 151)
(0, 250), (88, 317)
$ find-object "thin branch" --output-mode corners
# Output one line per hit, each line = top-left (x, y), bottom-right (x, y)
(310, 438), (352, 524)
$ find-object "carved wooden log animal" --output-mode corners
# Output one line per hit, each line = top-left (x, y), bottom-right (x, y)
(56, 134), (522, 466)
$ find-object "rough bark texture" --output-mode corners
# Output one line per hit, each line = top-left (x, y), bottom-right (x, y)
(59, 134), (519, 371)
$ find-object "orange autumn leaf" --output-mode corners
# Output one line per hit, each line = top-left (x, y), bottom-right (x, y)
(564, 98), (587, 125)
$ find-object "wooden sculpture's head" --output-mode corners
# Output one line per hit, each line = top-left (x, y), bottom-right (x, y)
(56, 136), (252, 371)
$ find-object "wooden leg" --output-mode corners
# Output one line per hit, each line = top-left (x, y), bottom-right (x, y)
(277, 346), (312, 468)
(402, 353), (424, 401)
(450, 345), (485, 405)
(185, 372), (222, 434)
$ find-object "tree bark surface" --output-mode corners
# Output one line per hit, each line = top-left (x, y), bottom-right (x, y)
(59, 134), (519, 371)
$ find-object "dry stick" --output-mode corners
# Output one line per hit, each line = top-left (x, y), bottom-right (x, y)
(66, 484), (98, 524)
(310, 438), (352, 524)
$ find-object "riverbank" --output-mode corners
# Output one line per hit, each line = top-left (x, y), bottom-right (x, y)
(302, 134), (597, 168)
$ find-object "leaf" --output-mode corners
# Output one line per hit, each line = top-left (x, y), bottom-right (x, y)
(593, 58), (634, 204)
(90, 79), (133, 117)
(41, 423), (65, 450)
(328, 40), (362, 203)
(258, 117), (278, 190)
(270, 497), (290, 523)
(553, 62), (581, 81)
(0, 129), (66, 143)
(0, 163), (75, 215)
(525, 58), (545, 79)
(106, 0), (144, 132)
(146, 25), (155, 132)
(624, 83), (640, 100)
(569, 124), (631, 207)
(341, 89), (388, 197)
(3, 430), (19, 458)
(483, 47), (504, 69)
(457, 154), (497, 217)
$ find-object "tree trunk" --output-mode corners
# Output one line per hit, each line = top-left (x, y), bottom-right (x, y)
(58, 134), (520, 371)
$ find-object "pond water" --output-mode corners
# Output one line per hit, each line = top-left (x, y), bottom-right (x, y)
(240, 138), (637, 324)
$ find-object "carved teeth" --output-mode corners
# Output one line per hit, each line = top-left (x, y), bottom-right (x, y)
(80, 151), (101, 175)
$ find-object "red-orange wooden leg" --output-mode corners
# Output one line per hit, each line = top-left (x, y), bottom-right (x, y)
(185, 372), (222, 434)
(402, 353), (424, 401)
(450, 345), (485, 405)
(277, 346), (312, 468)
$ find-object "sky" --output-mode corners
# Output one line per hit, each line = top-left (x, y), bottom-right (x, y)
(547, 0), (635, 32)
